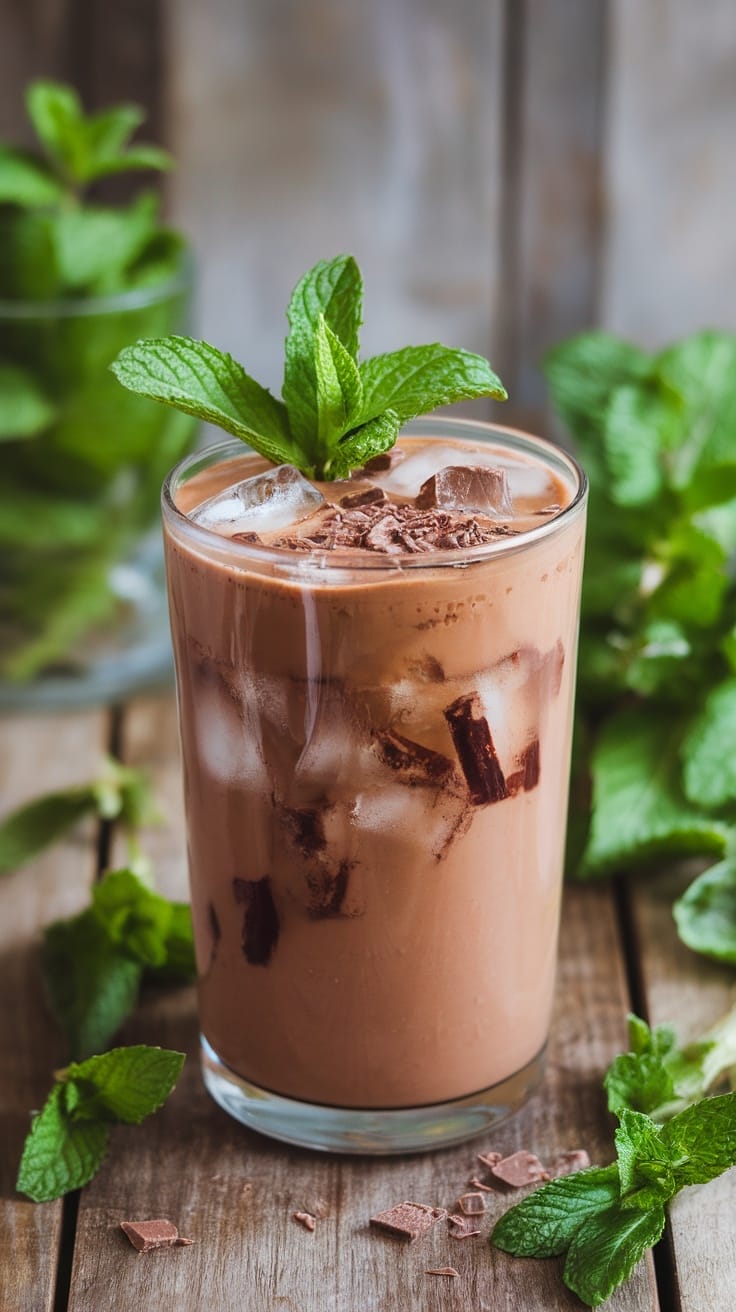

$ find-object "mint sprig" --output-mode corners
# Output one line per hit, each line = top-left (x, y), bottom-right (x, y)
(605, 1008), (736, 1121)
(16, 1045), (184, 1202)
(43, 867), (196, 1060)
(492, 1088), (736, 1307)
(111, 254), (506, 480)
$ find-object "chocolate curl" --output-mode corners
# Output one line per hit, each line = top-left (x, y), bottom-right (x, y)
(444, 692), (509, 805)
(370, 1202), (446, 1242)
(232, 877), (280, 965)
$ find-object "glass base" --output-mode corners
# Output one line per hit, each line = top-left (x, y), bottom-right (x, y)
(201, 1034), (546, 1155)
(0, 535), (174, 712)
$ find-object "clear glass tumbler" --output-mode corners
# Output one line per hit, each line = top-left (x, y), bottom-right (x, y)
(162, 418), (587, 1153)
(0, 268), (195, 709)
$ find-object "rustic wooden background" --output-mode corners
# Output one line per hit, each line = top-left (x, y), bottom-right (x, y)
(2, 0), (735, 433)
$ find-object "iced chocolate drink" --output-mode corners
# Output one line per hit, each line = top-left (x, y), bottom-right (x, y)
(163, 417), (586, 1152)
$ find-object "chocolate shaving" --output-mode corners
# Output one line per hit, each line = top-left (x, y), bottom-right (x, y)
(551, 1149), (591, 1177)
(362, 448), (406, 473)
(231, 530), (262, 544)
(370, 1202), (445, 1243)
(307, 859), (352, 919)
(282, 806), (327, 856)
(426, 1268), (460, 1277)
(490, 1151), (550, 1188)
(447, 1214), (482, 1239)
(293, 1211), (316, 1232)
(270, 500), (519, 555)
(340, 486), (387, 508)
(444, 692), (509, 805)
(457, 1192), (487, 1215)
(374, 730), (455, 788)
(416, 465), (512, 518)
(477, 1151), (502, 1170)
(232, 877), (280, 965)
(468, 1177), (495, 1193)
(120, 1220), (192, 1253)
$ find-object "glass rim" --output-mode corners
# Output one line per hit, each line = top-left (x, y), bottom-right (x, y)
(162, 417), (588, 577)
(0, 251), (192, 319)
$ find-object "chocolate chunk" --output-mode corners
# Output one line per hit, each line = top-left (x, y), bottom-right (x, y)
(207, 901), (221, 967)
(551, 1149), (591, 1177)
(477, 1151), (502, 1170)
(232, 877), (280, 965)
(120, 1220), (192, 1252)
(507, 739), (541, 796)
(370, 1202), (446, 1243)
(457, 1192), (487, 1215)
(231, 531), (262, 544)
(416, 465), (512, 517)
(340, 486), (388, 509)
(293, 1211), (316, 1231)
(426, 1268), (460, 1277)
(363, 448), (406, 473)
(374, 730), (455, 788)
(307, 859), (351, 918)
(444, 692), (509, 805)
(283, 806), (326, 856)
(447, 1214), (482, 1239)
(364, 514), (405, 553)
(468, 1177), (495, 1193)
(490, 1151), (550, 1188)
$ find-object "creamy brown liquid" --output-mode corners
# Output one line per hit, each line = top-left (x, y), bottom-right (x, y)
(165, 436), (585, 1108)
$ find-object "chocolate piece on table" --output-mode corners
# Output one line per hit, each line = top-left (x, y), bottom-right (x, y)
(550, 1149), (591, 1177)
(468, 1177), (495, 1193)
(477, 1151), (502, 1170)
(415, 465), (512, 517)
(426, 1268), (460, 1277)
(375, 730), (455, 788)
(491, 1151), (550, 1188)
(232, 876), (280, 965)
(120, 1220), (192, 1252)
(444, 692), (509, 805)
(447, 1214), (482, 1239)
(370, 1202), (446, 1242)
(340, 486), (388, 509)
(363, 448), (406, 473)
(293, 1211), (316, 1232)
(457, 1191), (487, 1215)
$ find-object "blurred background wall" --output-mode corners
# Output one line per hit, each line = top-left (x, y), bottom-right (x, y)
(1, 0), (734, 433)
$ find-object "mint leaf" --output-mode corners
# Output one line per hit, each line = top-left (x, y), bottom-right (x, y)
(53, 193), (159, 291)
(16, 1084), (110, 1203)
(313, 314), (363, 461)
(62, 1045), (185, 1124)
(42, 911), (142, 1060)
(154, 901), (197, 981)
(357, 343), (506, 424)
(25, 80), (84, 180)
(282, 255), (363, 447)
(545, 332), (650, 476)
(615, 1109), (676, 1207)
(674, 858), (736, 964)
(325, 410), (400, 481)
(580, 712), (729, 878)
(562, 1204), (666, 1309)
(681, 679), (736, 808)
(605, 1050), (676, 1120)
(0, 146), (64, 206)
(656, 331), (736, 496)
(111, 336), (296, 467)
(602, 385), (673, 507)
(92, 868), (184, 970)
(491, 1166), (619, 1258)
(660, 1092), (736, 1186)
(0, 363), (56, 440)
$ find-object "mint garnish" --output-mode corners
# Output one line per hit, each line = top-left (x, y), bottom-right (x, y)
(492, 1033), (736, 1309)
(605, 1007), (736, 1121)
(0, 757), (158, 876)
(111, 253), (506, 480)
(16, 1045), (184, 1202)
(43, 867), (195, 1059)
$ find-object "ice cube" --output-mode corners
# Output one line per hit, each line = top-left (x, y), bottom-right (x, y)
(381, 444), (555, 505)
(191, 465), (325, 536)
(194, 671), (268, 787)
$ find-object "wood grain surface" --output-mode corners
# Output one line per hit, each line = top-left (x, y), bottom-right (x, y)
(0, 710), (108, 1312)
(64, 696), (657, 1312)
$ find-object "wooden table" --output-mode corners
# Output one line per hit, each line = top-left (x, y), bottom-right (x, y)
(1, 696), (734, 1311)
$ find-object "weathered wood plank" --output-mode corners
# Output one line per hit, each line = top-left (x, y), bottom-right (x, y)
(0, 2), (73, 143)
(67, 695), (657, 1311)
(497, 0), (607, 432)
(0, 710), (109, 1312)
(168, 0), (505, 409)
(628, 868), (736, 1312)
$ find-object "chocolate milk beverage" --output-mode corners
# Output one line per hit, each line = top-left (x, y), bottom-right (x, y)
(163, 418), (587, 1152)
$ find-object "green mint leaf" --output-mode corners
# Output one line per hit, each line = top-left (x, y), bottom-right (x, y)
(562, 1203), (666, 1309)
(681, 679), (736, 808)
(324, 410), (401, 481)
(615, 1109), (676, 1207)
(313, 314), (363, 461)
(660, 1092), (736, 1187)
(282, 255), (363, 447)
(16, 1084), (110, 1203)
(91, 868), (190, 971)
(25, 80), (85, 180)
(0, 209), (60, 299)
(151, 901), (197, 981)
(602, 385), (675, 507)
(81, 104), (145, 157)
(0, 146), (65, 206)
(674, 858), (736, 964)
(53, 193), (160, 291)
(88, 144), (172, 180)
(579, 711), (729, 879)
(491, 1165), (620, 1258)
(111, 336), (296, 467)
(357, 344), (506, 425)
(655, 331), (736, 497)
(605, 1050), (677, 1119)
(61, 1045), (185, 1124)
(544, 332), (650, 479)
(0, 363), (56, 440)
(42, 911), (142, 1060)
